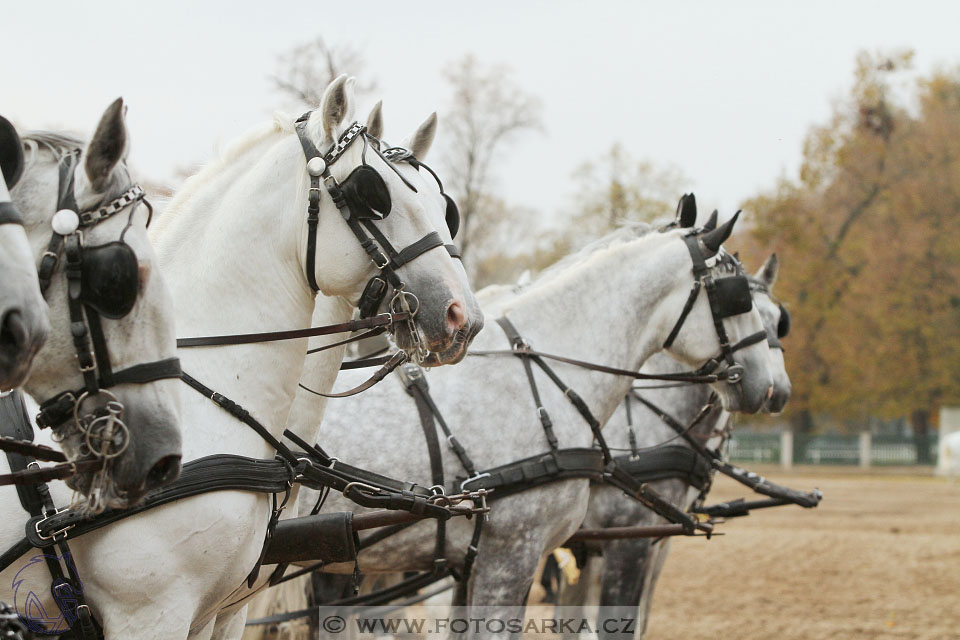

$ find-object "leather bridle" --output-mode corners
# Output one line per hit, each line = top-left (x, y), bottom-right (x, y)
(748, 277), (790, 352)
(293, 117), (460, 361)
(662, 235), (767, 387)
(30, 150), (182, 450)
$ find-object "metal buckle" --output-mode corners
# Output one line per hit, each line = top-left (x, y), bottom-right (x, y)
(342, 481), (382, 497)
(460, 472), (490, 492)
(76, 353), (96, 373)
(35, 508), (75, 542)
(725, 364), (744, 384)
(372, 252), (390, 270)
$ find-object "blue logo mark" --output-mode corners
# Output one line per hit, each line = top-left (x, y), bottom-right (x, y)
(11, 553), (84, 635)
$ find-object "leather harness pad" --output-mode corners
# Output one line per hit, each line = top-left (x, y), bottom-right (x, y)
(605, 445), (713, 491)
(714, 275), (753, 317)
(80, 241), (140, 319)
(0, 115), (24, 189)
(458, 448), (606, 501)
(341, 165), (391, 219)
(778, 304), (791, 338)
(444, 194), (460, 239)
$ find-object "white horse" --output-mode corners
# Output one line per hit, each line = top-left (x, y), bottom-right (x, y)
(2, 76), (481, 639)
(0, 115), (49, 388)
(567, 254), (791, 639)
(1, 99), (182, 505)
(288, 213), (774, 633)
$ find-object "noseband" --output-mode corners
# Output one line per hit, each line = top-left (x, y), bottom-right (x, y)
(32, 151), (182, 461)
(293, 118), (460, 353)
(662, 236), (767, 385)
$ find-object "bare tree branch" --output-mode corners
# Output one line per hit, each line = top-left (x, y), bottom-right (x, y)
(270, 36), (378, 108)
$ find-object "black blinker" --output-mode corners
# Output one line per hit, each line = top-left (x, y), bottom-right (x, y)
(714, 276), (753, 318)
(444, 194), (460, 239)
(777, 303), (791, 338)
(80, 242), (140, 319)
(0, 115), (24, 189)
(341, 165), (391, 219)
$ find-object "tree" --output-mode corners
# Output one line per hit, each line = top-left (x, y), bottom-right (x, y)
(270, 36), (377, 108)
(741, 50), (960, 453)
(440, 54), (542, 263)
(568, 143), (686, 242)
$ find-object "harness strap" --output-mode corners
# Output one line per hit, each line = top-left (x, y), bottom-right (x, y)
(390, 231), (444, 269)
(0, 391), (95, 638)
(179, 372), (298, 464)
(0, 459), (101, 487)
(0, 434), (67, 463)
(0, 201), (23, 226)
(647, 394), (823, 509)
(607, 446), (713, 491)
(298, 351), (407, 398)
(35, 358), (182, 429)
(398, 365), (448, 574)
(468, 346), (731, 384)
(663, 280), (702, 349)
(176, 312), (408, 348)
(294, 118), (323, 293)
(496, 318), (559, 451)
(399, 365), (478, 477)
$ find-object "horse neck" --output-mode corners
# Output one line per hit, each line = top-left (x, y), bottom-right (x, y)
(285, 295), (355, 448)
(628, 351), (727, 448)
(152, 130), (319, 461)
(493, 231), (692, 433)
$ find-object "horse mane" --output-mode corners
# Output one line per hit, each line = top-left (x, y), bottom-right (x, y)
(20, 131), (85, 169)
(525, 222), (659, 288)
(167, 113), (296, 207)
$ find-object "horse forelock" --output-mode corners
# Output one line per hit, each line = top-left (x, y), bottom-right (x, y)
(20, 131), (85, 170)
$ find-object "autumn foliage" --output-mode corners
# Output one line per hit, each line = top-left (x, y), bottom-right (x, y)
(740, 51), (960, 434)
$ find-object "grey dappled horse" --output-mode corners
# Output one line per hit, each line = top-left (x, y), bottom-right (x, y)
(562, 255), (790, 640)
(288, 214), (779, 638)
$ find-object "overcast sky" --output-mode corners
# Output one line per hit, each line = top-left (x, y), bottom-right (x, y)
(6, 0), (960, 223)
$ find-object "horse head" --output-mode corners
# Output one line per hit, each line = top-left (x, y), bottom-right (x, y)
(13, 99), (182, 511)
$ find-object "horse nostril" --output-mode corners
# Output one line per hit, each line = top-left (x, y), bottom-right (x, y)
(144, 455), (181, 491)
(0, 310), (28, 356)
(766, 384), (774, 400)
(446, 301), (466, 334)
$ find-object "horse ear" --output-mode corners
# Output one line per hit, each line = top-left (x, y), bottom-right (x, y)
(85, 98), (128, 193)
(320, 75), (356, 142)
(402, 112), (437, 160)
(755, 253), (779, 288)
(0, 115), (24, 189)
(676, 193), (697, 227)
(701, 210), (740, 255)
(366, 101), (384, 139)
(703, 209), (718, 231)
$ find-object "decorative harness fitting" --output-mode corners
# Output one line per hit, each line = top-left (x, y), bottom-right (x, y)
(293, 116), (461, 363)
(662, 235), (767, 387)
(31, 150), (182, 473)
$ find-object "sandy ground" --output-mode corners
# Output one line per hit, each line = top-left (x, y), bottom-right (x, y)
(644, 467), (960, 640)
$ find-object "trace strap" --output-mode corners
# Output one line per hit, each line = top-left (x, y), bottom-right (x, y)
(635, 392), (823, 510)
